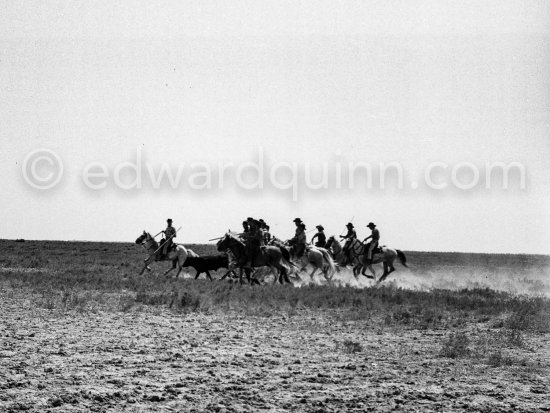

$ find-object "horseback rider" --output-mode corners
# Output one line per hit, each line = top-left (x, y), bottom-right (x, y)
(258, 219), (269, 243)
(160, 219), (176, 258)
(311, 225), (326, 248)
(340, 222), (357, 265)
(243, 218), (263, 268)
(363, 222), (380, 265)
(263, 224), (272, 244)
(242, 220), (250, 234)
(289, 218), (307, 258)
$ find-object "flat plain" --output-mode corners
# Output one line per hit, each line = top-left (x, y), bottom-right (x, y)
(0, 239), (549, 412)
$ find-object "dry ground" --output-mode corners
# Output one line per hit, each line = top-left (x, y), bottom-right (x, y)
(0, 240), (549, 412)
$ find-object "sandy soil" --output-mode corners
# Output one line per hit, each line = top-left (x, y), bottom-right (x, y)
(1, 291), (549, 413)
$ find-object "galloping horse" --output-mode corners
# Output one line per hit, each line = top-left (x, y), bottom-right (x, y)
(357, 246), (408, 282)
(216, 233), (293, 284)
(325, 235), (408, 283)
(301, 245), (337, 282)
(271, 238), (336, 282)
(135, 231), (190, 277)
(325, 236), (363, 268)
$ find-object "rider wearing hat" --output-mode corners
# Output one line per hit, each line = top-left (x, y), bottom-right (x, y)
(243, 218), (263, 268)
(363, 222), (380, 264)
(258, 218), (270, 244)
(290, 218), (307, 258)
(161, 218), (177, 258)
(311, 225), (326, 248)
(340, 222), (357, 265)
(263, 224), (272, 244)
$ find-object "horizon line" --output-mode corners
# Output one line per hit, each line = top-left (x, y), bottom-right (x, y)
(2, 238), (549, 257)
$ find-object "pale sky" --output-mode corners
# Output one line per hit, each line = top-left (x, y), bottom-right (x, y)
(1, 1), (549, 253)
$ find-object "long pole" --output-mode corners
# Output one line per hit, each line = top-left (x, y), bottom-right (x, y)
(208, 232), (245, 242)
(340, 216), (355, 236)
(152, 226), (182, 256)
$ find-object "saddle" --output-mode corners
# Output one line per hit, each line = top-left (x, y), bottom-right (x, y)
(157, 239), (177, 260)
(364, 242), (384, 255)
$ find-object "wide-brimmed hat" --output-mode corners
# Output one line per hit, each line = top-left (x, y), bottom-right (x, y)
(293, 218), (302, 223)
(367, 222), (376, 228)
(167, 218), (173, 223)
(346, 222), (354, 228)
(316, 225), (324, 230)
(247, 217), (254, 221)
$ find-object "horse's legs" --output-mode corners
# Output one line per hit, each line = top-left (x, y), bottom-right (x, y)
(367, 263), (376, 278)
(246, 268), (255, 285)
(278, 265), (291, 284)
(388, 258), (396, 274)
(298, 256), (309, 273)
(220, 269), (234, 280)
(140, 257), (152, 275)
(284, 269), (292, 284)
(309, 266), (318, 281)
(271, 266), (280, 285)
(360, 262), (375, 279)
(360, 265), (371, 278)
(378, 264), (388, 283)
(206, 270), (213, 281)
(194, 271), (201, 280)
(321, 265), (331, 282)
(378, 262), (395, 283)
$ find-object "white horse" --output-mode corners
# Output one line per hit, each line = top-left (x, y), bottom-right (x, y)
(135, 231), (191, 277)
(357, 246), (408, 282)
(298, 245), (337, 282)
(270, 239), (336, 282)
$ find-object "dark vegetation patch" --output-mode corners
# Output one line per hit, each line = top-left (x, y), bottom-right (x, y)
(0, 239), (548, 333)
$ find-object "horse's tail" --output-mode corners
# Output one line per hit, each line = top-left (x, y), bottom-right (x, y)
(319, 248), (336, 277)
(396, 250), (408, 267)
(278, 246), (299, 273)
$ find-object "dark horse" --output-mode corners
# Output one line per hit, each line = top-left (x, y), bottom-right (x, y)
(216, 233), (293, 285)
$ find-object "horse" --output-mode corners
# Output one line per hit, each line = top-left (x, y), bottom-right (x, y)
(357, 245), (408, 283)
(135, 231), (190, 277)
(300, 245), (337, 282)
(218, 249), (256, 282)
(325, 236), (363, 268)
(272, 238), (336, 282)
(216, 233), (293, 285)
(325, 236), (408, 283)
